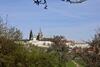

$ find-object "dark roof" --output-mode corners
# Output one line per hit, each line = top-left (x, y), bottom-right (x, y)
(41, 38), (53, 41)
(15, 39), (29, 42)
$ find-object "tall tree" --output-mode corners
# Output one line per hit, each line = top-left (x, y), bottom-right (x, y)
(29, 30), (33, 40)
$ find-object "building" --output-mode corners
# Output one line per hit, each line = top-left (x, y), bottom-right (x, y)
(66, 41), (90, 49)
(27, 29), (53, 48)
(22, 29), (90, 49)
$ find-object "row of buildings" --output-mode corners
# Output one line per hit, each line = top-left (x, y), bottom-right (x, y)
(24, 29), (90, 49)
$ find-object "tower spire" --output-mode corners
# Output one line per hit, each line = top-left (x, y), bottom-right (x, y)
(39, 27), (42, 34)
(37, 28), (43, 40)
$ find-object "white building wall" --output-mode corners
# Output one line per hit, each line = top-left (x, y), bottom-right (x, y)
(28, 40), (53, 48)
(66, 42), (90, 48)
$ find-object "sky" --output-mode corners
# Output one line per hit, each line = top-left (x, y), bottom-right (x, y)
(0, 0), (100, 41)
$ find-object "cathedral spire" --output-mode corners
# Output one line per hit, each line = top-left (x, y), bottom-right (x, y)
(39, 27), (42, 34)
(37, 28), (43, 40)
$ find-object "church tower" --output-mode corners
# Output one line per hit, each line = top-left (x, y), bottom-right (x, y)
(37, 28), (43, 40)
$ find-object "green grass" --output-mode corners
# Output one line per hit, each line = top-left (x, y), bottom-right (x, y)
(66, 61), (76, 67)
(74, 59), (85, 67)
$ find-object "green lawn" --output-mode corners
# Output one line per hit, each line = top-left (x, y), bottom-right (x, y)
(66, 60), (84, 67)
(74, 59), (85, 67)
(66, 61), (76, 67)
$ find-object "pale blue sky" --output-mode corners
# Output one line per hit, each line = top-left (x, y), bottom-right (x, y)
(0, 0), (100, 41)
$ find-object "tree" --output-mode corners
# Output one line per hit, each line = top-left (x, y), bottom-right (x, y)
(0, 37), (19, 67)
(89, 28), (100, 54)
(0, 16), (22, 40)
(48, 35), (68, 67)
(0, 17), (8, 38)
(7, 27), (23, 40)
(29, 30), (33, 40)
(78, 28), (100, 67)
(33, 0), (87, 9)
(51, 36), (68, 53)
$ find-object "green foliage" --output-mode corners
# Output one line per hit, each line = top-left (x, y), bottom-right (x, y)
(0, 17), (68, 67)
(74, 57), (86, 67)
(47, 35), (69, 67)
(25, 47), (60, 67)
(0, 37), (67, 67)
(76, 29), (100, 67)
(0, 37), (20, 67)
(66, 61), (76, 67)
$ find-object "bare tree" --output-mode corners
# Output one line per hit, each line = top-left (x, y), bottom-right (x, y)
(79, 28), (100, 67)
(7, 27), (23, 40)
(33, 0), (87, 9)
